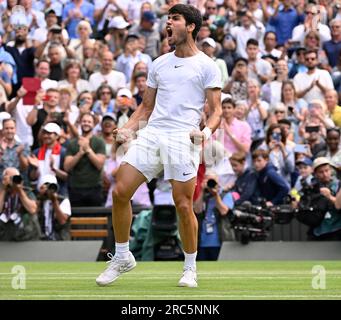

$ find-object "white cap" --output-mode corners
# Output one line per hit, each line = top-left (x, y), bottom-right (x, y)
(0, 112), (11, 130)
(43, 122), (61, 135)
(117, 88), (132, 99)
(109, 16), (130, 29)
(312, 157), (332, 171)
(39, 174), (57, 189)
(202, 37), (216, 49)
(221, 93), (232, 102)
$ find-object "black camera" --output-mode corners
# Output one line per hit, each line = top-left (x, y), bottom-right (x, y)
(231, 201), (273, 244)
(47, 183), (58, 193)
(11, 175), (23, 185)
(237, 9), (247, 17)
(207, 179), (217, 189)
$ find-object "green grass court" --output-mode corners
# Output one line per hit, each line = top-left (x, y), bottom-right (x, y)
(0, 261), (341, 300)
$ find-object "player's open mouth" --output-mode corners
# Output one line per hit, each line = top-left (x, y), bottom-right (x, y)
(166, 26), (173, 38)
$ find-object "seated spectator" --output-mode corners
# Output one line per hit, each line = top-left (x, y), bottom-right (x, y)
(132, 71), (148, 107)
(261, 31), (282, 59)
(64, 112), (106, 207)
(47, 43), (65, 81)
(0, 167), (39, 241)
(36, 174), (71, 240)
(0, 118), (30, 180)
(28, 122), (68, 195)
(303, 31), (329, 68)
(97, 113), (117, 158)
(293, 157), (314, 192)
(105, 16), (130, 58)
(234, 100), (248, 121)
(288, 47), (308, 79)
(300, 120), (327, 159)
(252, 149), (290, 205)
(323, 19), (341, 70)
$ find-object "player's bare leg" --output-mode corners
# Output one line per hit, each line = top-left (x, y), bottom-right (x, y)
(170, 178), (198, 287)
(96, 163), (146, 286)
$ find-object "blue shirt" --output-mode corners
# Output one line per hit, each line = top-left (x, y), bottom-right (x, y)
(269, 7), (304, 45)
(62, 1), (95, 39)
(200, 192), (234, 248)
(323, 40), (341, 68)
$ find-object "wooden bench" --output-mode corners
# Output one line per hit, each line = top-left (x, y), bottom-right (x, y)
(70, 217), (109, 239)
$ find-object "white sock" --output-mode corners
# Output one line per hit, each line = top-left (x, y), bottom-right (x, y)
(115, 242), (129, 260)
(184, 251), (197, 271)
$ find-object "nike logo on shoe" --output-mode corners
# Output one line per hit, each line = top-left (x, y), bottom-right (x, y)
(174, 65), (184, 68)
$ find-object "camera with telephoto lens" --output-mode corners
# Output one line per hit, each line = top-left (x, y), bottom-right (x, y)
(47, 183), (58, 193)
(295, 178), (333, 227)
(203, 178), (218, 199)
(231, 201), (274, 245)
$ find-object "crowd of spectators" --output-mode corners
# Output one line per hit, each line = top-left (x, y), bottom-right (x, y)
(0, 0), (341, 248)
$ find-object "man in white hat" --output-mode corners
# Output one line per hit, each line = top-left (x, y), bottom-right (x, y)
(201, 37), (229, 88)
(28, 122), (68, 195)
(308, 156), (341, 240)
(116, 88), (134, 129)
(36, 173), (72, 240)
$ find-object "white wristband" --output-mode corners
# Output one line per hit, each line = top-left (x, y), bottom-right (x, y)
(202, 127), (212, 140)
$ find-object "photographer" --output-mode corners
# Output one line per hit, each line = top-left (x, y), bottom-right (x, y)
(197, 173), (234, 261)
(0, 167), (39, 241)
(37, 174), (71, 240)
(305, 157), (341, 240)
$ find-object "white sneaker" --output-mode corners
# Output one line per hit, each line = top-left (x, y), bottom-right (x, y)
(96, 252), (136, 286)
(178, 267), (198, 288)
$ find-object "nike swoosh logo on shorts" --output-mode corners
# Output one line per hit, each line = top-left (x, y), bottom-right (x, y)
(175, 65), (184, 68)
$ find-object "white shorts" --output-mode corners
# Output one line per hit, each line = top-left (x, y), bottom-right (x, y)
(121, 127), (201, 182)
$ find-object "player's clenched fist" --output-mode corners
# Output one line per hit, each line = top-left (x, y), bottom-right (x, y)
(113, 128), (135, 144)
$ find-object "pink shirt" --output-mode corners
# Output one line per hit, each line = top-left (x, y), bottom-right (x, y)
(215, 118), (252, 154)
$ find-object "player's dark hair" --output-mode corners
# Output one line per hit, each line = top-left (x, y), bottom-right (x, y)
(169, 4), (202, 40)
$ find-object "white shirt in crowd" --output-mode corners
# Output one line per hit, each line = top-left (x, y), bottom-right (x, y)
(291, 23), (331, 46)
(293, 68), (334, 103)
(89, 70), (127, 92)
(146, 51), (221, 132)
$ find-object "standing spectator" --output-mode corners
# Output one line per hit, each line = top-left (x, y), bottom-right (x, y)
(230, 10), (265, 58)
(323, 19), (341, 69)
(115, 88), (135, 128)
(64, 113), (106, 207)
(4, 24), (35, 97)
(215, 97), (251, 155)
(268, 0), (304, 46)
(246, 79), (268, 151)
(0, 167), (39, 241)
(47, 43), (65, 81)
(20, 0), (46, 38)
(28, 122), (68, 195)
(97, 113), (117, 158)
(291, 4), (331, 45)
(261, 31), (282, 59)
(129, 10), (161, 60)
(36, 174), (71, 240)
(293, 50), (334, 104)
(115, 34), (152, 83)
(201, 37), (229, 88)
(246, 38), (273, 84)
(92, 84), (116, 117)
(288, 47), (308, 79)
(88, 51), (126, 92)
(26, 88), (61, 150)
(223, 57), (248, 101)
(62, 0), (95, 39)
(0, 118), (30, 180)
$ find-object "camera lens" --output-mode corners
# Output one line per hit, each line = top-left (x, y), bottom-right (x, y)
(12, 175), (23, 184)
(207, 179), (217, 189)
(48, 183), (58, 193)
